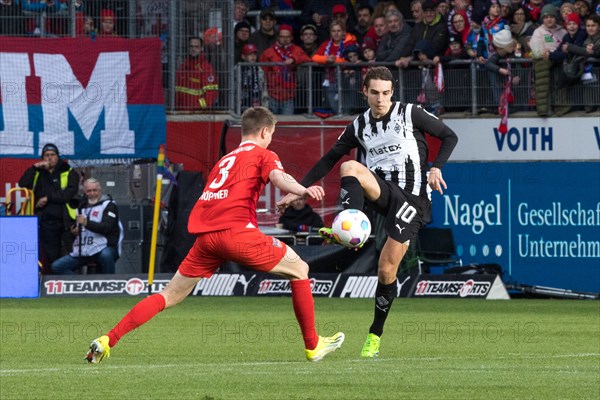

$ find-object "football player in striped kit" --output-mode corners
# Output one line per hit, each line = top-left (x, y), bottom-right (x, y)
(282, 66), (459, 357)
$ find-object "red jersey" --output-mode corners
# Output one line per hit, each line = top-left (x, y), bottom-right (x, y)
(188, 141), (283, 233)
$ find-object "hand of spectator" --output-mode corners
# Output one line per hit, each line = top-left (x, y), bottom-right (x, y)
(512, 76), (520, 85)
(561, 43), (569, 52)
(325, 55), (336, 64)
(76, 214), (87, 226)
(70, 225), (79, 235)
(428, 167), (447, 195)
(433, 56), (440, 66)
(467, 49), (477, 58)
(36, 196), (48, 209)
(499, 68), (509, 76)
(34, 161), (50, 170)
(477, 56), (485, 64)
(284, 58), (294, 65)
(396, 57), (411, 68)
(541, 49), (550, 60)
(585, 44), (593, 54)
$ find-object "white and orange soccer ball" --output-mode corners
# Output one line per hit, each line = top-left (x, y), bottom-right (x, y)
(331, 209), (371, 249)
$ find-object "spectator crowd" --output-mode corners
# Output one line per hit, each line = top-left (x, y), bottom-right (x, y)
(230, 0), (599, 116)
(1, 0), (599, 116)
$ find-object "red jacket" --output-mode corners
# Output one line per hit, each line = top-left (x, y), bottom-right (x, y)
(312, 33), (358, 63)
(259, 43), (310, 102)
(312, 33), (357, 84)
(175, 55), (219, 110)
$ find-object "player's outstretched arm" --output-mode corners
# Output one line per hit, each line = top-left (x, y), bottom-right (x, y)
(270, 169), (324, 199)
(270, 170), (324, 209)
(276, 185), (324, 212)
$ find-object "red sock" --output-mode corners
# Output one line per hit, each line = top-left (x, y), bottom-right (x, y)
(290, 279), (318, 350)
(107, 293), (166, 347)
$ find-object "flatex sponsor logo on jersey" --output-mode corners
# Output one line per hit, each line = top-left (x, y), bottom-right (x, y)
(257, 278), (334, 295)
(43, 278), (169, 295)
(413, 279), (491, 297)
(368, 144), (402, 157)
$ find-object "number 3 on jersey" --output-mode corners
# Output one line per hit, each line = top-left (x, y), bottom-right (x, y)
(209, 156), (236, 189)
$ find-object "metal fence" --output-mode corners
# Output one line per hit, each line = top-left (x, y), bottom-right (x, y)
(1, 1), (598, 115)
(235, 60), (600, 116)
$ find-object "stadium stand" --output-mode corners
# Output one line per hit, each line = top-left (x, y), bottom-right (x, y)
(0, 0), (597, 115)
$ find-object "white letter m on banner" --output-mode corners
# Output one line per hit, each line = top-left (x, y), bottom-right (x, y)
(34, 52), (134, 155)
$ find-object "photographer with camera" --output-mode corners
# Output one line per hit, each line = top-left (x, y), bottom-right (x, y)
(51, 178), (122, 274)
(18, 143), (79, 270)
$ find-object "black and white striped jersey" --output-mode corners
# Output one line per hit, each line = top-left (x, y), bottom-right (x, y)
(301, 102), (458, 200)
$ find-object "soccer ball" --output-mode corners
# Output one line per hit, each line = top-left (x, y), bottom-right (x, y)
(331, 209), (371, 249)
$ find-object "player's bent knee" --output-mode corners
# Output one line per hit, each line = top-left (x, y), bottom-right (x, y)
(378, 260), (400, 283)
(377, 267), (397, 283)
(340, 160), (362, 176)
(296, 261), (310, 280)
(160, 291), (180, 308)
(272, 258), (309, 280)
(287, 261), (309, 280)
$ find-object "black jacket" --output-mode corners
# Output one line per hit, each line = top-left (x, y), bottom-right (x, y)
(18, 159), (79, 226)
(278, 205), (324, 232)
(376, 24), (413, 62)
(550, 29), (588, 62)
(401, 16), (449, 58)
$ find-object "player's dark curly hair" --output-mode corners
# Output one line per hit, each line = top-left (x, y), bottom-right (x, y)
(363, 66), (394, 89)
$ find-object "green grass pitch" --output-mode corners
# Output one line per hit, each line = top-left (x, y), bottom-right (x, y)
(1, 297), (598, 399)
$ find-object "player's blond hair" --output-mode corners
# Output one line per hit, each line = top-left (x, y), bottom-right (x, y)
(241, 107), (277, 137)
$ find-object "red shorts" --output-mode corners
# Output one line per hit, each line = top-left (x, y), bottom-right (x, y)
(178, 227), (288, 278)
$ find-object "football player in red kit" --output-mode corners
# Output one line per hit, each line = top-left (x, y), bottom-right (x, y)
(85, 107), (344, 364)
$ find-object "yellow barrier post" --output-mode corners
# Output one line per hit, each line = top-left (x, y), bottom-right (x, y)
(147, 145), (165, 295)
(7, 188), (34, 215)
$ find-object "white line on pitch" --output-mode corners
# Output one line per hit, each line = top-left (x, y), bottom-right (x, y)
(1, 353), (598, 375)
